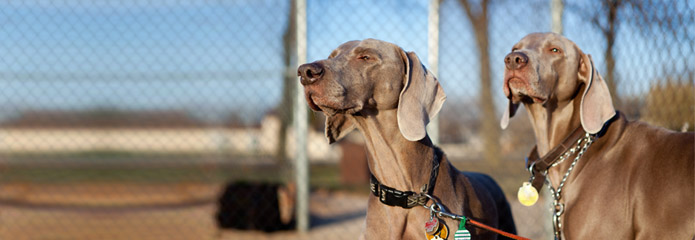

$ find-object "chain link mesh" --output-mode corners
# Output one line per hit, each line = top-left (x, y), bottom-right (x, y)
(0, 0), (691, 239)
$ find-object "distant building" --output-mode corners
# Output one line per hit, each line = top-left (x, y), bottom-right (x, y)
(0, 110), (341, 162)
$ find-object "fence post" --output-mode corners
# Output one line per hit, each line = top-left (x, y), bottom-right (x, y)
(427, 0), (440, 145)
(551, 0), (563, 34)
(293, 0), (309, 233)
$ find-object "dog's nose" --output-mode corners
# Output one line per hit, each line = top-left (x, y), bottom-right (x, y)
(298, 63), (324, 85)
(504, 52), (529, 70)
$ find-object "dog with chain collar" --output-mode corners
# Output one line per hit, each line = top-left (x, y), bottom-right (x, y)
(502, 33), (694, 239)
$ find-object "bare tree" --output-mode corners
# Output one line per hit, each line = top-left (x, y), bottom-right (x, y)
(563, 1), (624, 108)
(457, 0), (500, 165)
(593, 0), (623, 108)
(567, 0), (692, 110)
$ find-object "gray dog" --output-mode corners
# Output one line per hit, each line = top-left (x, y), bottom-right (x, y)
(298, 39), (516, 239)
(502, 32), (694, 239)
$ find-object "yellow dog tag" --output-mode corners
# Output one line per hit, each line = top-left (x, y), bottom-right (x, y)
(425, 222), (448, 240)
(517, 181), (539, 206)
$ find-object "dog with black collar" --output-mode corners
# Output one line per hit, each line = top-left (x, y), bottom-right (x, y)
(298, 39), (517, 239)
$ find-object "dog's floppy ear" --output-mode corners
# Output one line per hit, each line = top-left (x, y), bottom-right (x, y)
(397, 50), (446, 141)
(578, 54), (615, 134)
(500, 100), (519, 129)
(324, 113), (355, 144)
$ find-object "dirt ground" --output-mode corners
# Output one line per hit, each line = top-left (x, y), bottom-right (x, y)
(0, 183), (220, 240)
(219, 191), (553, 240)
(0, 183), (551, 240)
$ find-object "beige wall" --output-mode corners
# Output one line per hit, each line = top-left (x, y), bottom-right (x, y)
(0, 129), (260, 153)
(0, 115), (341, 162)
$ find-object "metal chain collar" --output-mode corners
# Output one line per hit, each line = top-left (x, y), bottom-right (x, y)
(543, 132), (595, 240)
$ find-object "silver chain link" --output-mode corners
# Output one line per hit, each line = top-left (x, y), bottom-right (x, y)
(544, 133), (595, 240)
(549, 137), (584, 168)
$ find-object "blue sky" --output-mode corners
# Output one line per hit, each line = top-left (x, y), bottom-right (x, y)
(0, 0), (691, 122)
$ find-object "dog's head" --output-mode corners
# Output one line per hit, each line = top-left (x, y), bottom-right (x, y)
(298, 39), (446, 143)
(501, 32), (615, 134)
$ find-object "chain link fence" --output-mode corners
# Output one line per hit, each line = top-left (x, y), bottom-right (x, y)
(0, 0), (691, 239)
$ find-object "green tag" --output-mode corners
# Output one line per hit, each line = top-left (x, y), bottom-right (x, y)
(454, 217), (471, 240)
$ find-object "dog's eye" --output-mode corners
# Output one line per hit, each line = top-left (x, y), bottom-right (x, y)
(550, 48), (560, 53)
(358, 55), (370, 60)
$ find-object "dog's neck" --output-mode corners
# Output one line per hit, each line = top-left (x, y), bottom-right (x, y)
(524, 97), (583, 157)
(351, 108), (436, 192)
(523, 97), (584, 189)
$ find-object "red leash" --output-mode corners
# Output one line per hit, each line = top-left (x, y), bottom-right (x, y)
(423, 196), (531, 240)
(468, 218), (531, 240)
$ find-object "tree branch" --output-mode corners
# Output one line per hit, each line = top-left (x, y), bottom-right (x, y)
(458, 0), (476, 22)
